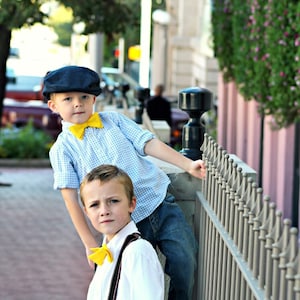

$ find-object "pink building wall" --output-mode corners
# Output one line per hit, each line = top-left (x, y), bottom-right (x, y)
(217, 76), (298, 222)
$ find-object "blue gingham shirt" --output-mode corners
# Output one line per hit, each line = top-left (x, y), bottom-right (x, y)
(49, 111), (170, 223)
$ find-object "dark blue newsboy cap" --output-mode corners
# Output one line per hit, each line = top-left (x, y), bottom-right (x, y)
(42, 65), (101, 99)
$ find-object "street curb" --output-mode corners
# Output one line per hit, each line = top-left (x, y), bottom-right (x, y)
(0, 159), (51, 168)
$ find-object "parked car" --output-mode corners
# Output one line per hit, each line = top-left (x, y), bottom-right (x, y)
(169, 108), (189, 147)
(9, 47), (20, 58)
(5, 67), (136, 103)
(101, 67), (140, 107)
(6, 67), (17, 84)
(3, 67), (190, 147)
(2, 98), (61, 140)
(5, 75), (44, 101)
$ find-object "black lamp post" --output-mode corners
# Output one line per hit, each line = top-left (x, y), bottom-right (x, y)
(179, 87), (213, 160)
(134, 87), (150, 124)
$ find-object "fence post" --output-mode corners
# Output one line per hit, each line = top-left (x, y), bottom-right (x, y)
(178, 87), (213, 160)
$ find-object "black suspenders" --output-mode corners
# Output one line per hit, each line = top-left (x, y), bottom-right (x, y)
(107, 233), (141, 300)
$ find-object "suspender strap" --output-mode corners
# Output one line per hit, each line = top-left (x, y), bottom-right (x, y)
(107, 233), (141, 300)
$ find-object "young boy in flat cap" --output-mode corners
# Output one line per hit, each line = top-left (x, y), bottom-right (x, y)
(43, 65), (206, 300)
(80, 164), (164, 300)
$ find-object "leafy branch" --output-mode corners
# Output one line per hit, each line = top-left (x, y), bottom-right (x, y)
(212, 0), (300, 128)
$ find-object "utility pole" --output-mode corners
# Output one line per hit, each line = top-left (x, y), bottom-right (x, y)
(88, 33), (104, 73)
(139, 0), (152, 88)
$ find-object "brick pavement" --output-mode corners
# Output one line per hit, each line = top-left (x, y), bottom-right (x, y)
(0, 168), (94, 300)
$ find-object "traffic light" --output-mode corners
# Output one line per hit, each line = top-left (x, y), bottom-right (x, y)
(113, 48), (120, 58)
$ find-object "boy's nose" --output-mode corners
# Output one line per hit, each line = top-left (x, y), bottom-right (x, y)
(74, 97), (83, 106)
(100, 205), (110, 216)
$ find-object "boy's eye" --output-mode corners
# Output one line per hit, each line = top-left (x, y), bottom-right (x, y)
(89, 202), (98, 208)
(108, 199), (119, 205)
(80, 95), (90, 100)
(63, 97), (72, 101)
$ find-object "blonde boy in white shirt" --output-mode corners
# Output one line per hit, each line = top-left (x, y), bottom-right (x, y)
(80, 164), (164, 300)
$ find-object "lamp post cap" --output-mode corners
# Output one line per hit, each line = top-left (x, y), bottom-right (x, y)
(152, 9), (171, 25)
(179, 87), (213, 112)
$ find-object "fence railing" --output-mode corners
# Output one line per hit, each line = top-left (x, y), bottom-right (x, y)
(194, 134), (300, 300)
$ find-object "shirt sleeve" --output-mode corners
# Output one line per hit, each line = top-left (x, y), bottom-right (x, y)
(102, 111), (155, 156)
(117, 240), (165, 300)
(49, 141), (80, 189)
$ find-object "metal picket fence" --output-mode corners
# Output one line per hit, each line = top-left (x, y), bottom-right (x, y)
(194, 134), (300, 300)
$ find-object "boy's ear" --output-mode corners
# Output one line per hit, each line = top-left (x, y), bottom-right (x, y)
(83, 206), (88, 215)
(47, 100), (57, 113)
(129, 196), (137, 213)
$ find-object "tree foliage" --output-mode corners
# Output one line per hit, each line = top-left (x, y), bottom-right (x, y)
(212, 0), (300, 128)
(0, 0), (141, 127)
(0, 0), (166, 127)
(60, 0), (140, 42)
(48, 5), (73, 47)
(0, 0), (45, 29)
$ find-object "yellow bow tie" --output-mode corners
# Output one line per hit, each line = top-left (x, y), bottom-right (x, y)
(69, 113), (103, 140)
(88, 244), (114, 266)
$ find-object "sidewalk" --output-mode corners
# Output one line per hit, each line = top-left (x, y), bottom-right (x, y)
(0, 167), (93, 300)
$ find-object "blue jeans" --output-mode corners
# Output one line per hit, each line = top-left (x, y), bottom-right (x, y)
(136, 193), (197, 300)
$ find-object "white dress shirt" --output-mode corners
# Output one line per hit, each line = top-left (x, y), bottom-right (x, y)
(87, 221), (164, 300)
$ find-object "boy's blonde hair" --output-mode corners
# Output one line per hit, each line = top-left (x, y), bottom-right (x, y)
(80, 164), (134, 207)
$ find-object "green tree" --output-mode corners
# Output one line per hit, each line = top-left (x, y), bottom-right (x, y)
(0, 0), (166, 126)
(60, 0), (142, 69)
(60, 0), (140, 42)
(48, 5), (73, 47)
(0, 0), (141, 128)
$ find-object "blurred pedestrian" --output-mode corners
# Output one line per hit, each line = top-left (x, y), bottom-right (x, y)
(146, 84), (172, 127)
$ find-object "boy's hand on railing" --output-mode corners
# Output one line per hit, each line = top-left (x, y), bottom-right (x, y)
(188, 159), (206, 179)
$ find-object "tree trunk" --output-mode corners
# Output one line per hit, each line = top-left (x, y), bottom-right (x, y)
(0, 25), (11, 127)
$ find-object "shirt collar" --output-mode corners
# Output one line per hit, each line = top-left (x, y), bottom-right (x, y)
(103, 221), (138, 255)
(61, 120), (74, 132)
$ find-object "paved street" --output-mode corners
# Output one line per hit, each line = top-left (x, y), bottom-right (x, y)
(0, 167), (93, 300)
